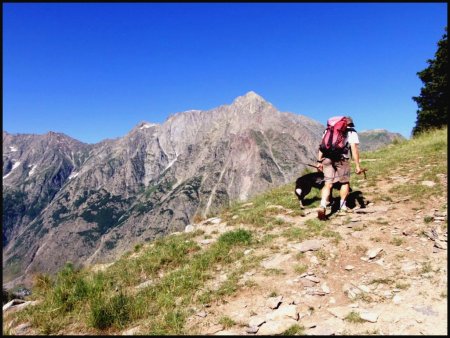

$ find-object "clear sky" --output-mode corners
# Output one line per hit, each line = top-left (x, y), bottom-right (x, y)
(3, 2), (448, 144)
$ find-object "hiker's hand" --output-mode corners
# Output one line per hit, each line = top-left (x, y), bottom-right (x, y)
(355, 165), (363, 174)
(317, 163), (323, 172)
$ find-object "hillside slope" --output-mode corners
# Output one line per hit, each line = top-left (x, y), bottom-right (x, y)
(3, 128), (447, 336)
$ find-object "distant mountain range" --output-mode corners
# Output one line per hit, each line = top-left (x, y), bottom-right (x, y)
(358, 129), (405, 152)
(2, 92), (404, 287)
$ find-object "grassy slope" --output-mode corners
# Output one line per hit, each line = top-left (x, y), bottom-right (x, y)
(4, 127), (447, 335)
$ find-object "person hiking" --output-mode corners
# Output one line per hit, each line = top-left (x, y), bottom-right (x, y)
(316, 116), (362, 220)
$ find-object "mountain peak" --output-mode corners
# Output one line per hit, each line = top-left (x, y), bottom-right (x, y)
(234, 91), (265, 102)
(136, 121), (158, 130)
(231, 91), (271, 110)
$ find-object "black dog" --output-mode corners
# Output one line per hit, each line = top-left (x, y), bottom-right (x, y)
(294, 172), (350, 208)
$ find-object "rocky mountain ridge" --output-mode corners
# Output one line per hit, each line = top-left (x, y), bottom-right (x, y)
(357, 129), (405, 152)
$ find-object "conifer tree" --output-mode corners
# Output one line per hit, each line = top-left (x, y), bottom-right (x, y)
(412, 26), (448, 136)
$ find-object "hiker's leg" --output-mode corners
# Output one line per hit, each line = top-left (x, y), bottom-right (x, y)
(321, 182), (333, 208)
(320, 158), (335, 208)
(336, 159), (351, 209)
(318, 182), (332, 220)
(339, 183), (350, 208)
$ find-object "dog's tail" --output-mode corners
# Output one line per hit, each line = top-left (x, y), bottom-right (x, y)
(295, 188), (302, 196)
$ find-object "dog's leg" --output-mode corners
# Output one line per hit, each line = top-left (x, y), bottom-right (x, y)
(295, 188), (304, 208)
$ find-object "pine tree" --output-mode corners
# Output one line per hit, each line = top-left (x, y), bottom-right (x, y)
(412, 26), (448, 136)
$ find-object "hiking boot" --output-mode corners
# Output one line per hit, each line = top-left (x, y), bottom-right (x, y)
(317, 207), (327, 221)
(337, 206), (352, 216)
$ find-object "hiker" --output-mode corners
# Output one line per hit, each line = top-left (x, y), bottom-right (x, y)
(316, 116), (362, 220)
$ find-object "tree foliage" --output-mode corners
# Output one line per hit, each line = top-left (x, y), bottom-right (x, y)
(412, 26), (448, 136)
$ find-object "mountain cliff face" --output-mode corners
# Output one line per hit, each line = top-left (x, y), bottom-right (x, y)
(2, 131), (92, 246)
(3, 92), (326, 286)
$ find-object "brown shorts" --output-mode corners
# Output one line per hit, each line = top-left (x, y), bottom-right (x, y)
(322, 158), (350, 184)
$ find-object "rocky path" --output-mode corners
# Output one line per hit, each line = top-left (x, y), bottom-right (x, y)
(183, 178), (448, 335)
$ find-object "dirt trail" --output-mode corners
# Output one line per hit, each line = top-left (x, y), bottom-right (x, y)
(184, 175), (448, 335)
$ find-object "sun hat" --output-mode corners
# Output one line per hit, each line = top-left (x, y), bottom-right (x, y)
(346, 116), (354, 127)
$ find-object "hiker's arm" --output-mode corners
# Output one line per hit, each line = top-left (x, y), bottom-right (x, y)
(317, 149), (324, 172)
(350, 143), (362, 174)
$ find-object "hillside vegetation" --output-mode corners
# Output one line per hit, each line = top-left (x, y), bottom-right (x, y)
(3, 127), (447, 335)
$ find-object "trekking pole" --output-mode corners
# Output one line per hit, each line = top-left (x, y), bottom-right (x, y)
(359, 168), (368, 179)
(298, 161), (319, 169)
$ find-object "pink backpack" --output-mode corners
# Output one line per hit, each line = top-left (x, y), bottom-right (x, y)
(319, 116), (349, 160)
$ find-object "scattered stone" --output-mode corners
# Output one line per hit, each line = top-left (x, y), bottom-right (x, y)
(196, 311), (207, 318)
(207, 217), (222, 224)
(200, 239), (214, 245)
(305, 317), (345, 336)
(11, 322), (32, 335)
(342, 283), (362, 299)
(357, 284), (371, 293)
(184, 224), (195, 232)
(304, 275), (320, 283)
(261, 253), (291, 269)
(305, 325), (336, 336)
(344, 265), (354, 271)
(248, 316), (265, 328)
(265, 305), (299, 321)
(257, 318), (299, 335)
(135, 280), (153, 290)
(291, 239), (326, 253)
(434, 240), (447, 250)
(424, 230), (438, 241)
(300, 317), (317, 329)
(309, 255), (319, 265)
(360, 311), (379, 323)
(266, 295), (283, 309)
(3, 299), (39, 314)
(421, 180), (436, 187)
(393, 295), (402, 304)
(122, 326), (141, 335)
(321, 283), (330, 294)
(3, 299), (26, 312)
(244, 249), (253, 255)
(215, 330), (241, 335)
(366, 248), (383, 259)
(306, 289), (326, 296)
(246, 326), (259, 334)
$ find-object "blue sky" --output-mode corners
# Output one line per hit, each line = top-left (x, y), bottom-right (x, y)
(3, 3), (447, 144)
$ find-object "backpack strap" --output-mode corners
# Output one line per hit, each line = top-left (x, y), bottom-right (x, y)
(346, 127), (357, 159)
